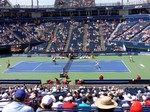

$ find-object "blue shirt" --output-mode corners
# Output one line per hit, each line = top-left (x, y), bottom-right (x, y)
(78, 103), (91, 111)
(2, 101), (34, 112)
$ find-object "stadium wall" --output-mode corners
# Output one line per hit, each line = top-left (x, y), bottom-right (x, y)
(111, 41), (150, 51)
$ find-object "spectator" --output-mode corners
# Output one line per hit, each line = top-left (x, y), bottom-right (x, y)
(52, 96), (64, 109)
(144, 97), (150, 106)
(77, 80), (82, 85)
(130, 100), (143, 112)
(63, 96), (77, 109)
(78, 96), (90, 109)
(99, 75), (104, 80)
(36, 95), (54, 112)
(0, 93), (11, 111)
(95, 96), (118, 112)
(2, 89), (34, 112)
(137, 75), (141, 80)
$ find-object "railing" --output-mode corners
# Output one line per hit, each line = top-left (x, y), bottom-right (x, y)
(7, 0), (150, 8)
(13, 5), (55, 8)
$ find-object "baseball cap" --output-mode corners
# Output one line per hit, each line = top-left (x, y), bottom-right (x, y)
(59, 96), (63, 100)
(14, 89), (27, 100)
(41, 95), (53, 105)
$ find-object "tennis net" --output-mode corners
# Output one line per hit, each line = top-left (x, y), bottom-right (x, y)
(63, 59), (73, 74)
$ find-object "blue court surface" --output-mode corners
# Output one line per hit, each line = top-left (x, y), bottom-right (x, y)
(5, 60), (130, 73)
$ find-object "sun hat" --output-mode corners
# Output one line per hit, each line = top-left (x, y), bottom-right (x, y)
(41, 95), (53, 105)
(95, 96), (118, 109)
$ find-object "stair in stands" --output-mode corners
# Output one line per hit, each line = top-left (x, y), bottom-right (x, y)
(45, 24), (59, 52)
(64, 24), (73, 52)
(99, 24), (106, 51)
(83, 23), (88, 52)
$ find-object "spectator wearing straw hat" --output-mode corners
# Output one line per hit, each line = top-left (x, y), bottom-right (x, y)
(95, 96), (118, 112)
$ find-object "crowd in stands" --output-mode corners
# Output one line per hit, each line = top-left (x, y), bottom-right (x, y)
(0, 83), (150, 112)
(133, 25), (150, 43)
(83, 0), (95, 7)
(0, 22), (45, 46)
(0, 0), (8, 7)
(86, 21), (101, 52)
(50, 22), (70, 52)
(0, 19), (149, 53)
(0, 24), (21, 45)
(69, 21), (84, 52)
(55, 0), (95, 8)
(110, 19), (150, 42)
(55, 0), (70, 8)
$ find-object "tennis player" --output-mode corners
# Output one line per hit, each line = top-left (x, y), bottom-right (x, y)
(6, 59), (10, 68)
(52, 57), (56, 65)
(129, 55), (134, 62)
(95, 60), (100, 69)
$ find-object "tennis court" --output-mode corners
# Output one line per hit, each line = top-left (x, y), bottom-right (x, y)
(5, 60), (130, 73)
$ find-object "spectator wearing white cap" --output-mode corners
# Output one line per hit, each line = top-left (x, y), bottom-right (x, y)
(52, 96), (64, 110)
(63, 96), (77, 109)
(36, 95), (54, 112)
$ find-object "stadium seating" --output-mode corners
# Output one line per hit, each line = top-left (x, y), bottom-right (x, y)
(132, 25), (150, 43)
(50, 22), (70, 52)
(68, 21), (84, 52)
(0, 1), (150, 112)
(0, 24), (20, 45)
(0, 19), (149, 53)
(111, 20), (149, 42)
(86, 21), (101, 52)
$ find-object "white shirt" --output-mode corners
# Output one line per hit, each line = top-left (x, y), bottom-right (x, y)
(52, 101), (63, 109)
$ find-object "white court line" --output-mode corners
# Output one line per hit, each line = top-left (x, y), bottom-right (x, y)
(33, 70), (63, 72)
(32, 63), (43, 71)
(121, 60), (131, 73)
(10, 70), (63, 72)
(72, 65), (92, 67)
(68, 70), (129, 72)
(140, 64), (145, 67)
